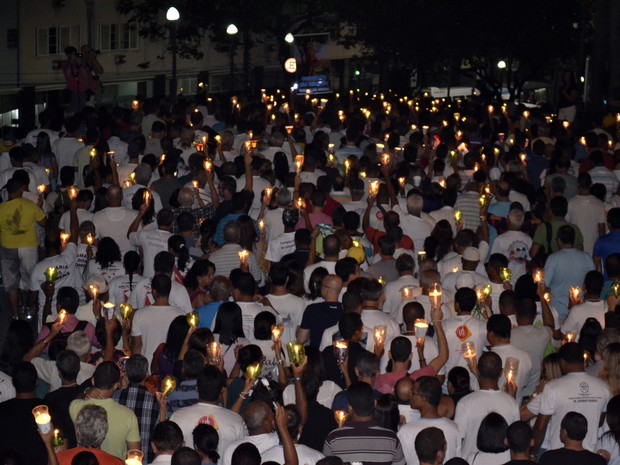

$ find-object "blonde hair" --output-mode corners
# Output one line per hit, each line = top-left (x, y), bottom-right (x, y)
(541, 353), (562, 381)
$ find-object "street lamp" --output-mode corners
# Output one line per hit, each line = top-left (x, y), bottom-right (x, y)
(284, 33), (294, 44)
(497, 60), (507, 69)
(227, 24), (238, 92)
(167, 7), (180, 99)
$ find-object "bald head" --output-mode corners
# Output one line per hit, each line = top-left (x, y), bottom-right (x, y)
(406, 193), (423, 216)
(243, 401), (274, 435)
(394, 376), (415, 405)
(321, 275), (343, 302)
(106, 185), (123, 206)
(403, 302), (425, 328)
(420, 270), (441, 291)
(178, 187), (195, 207)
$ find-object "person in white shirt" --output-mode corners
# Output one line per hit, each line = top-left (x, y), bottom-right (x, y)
(360, 278), (401, 344)
(261, 405), (325, 465)
(58, 189), (93, 233)
(393, 192), (434, 256)
(149, 421), (184, 465)
(170, 365), (245, 457)
(92, 186), (138, 256)
(261, 188), (290, 243)
(303, 235), (340, 293)
(231, 271), (277, 340)
(265, 208), (298, 265)
(490, 207), (532, 284)
(220, 401), (279, 465)
(532, 342), (610, 454)
(441, 247), (489, 299)
(128, 207), (174, 279)
(73, 130), (99, 189)
(453, 351), (520, 458)
(379, 254), (419, 319)
(566, 172), (606, 256)
(561, 270), (607, 338)
(121, 163), (163, 213)
(52, 116), (84, 176)
(398, 376), (461, 465)
(84, 237), (125, 285)
(487, 314), (533, 403)
(264, 263), (307, 345)
(130, 274), (185, 366)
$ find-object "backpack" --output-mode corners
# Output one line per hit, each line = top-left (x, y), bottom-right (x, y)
(47, 320), (88, 360)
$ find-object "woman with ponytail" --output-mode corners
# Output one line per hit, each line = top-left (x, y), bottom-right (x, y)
(108, 251), (147, 308)
(168, 235), (193, 285)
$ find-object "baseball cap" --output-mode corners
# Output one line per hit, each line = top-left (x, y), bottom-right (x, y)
(462, 247), (480, 262)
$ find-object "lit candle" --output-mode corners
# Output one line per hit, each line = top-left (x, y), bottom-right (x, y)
(479, 194), (488, 207)
(564, 331), (576, 344)
(32, 405), (52, 434)
(504, 357), (519, 383)
(215, 135), (221, 144)
(246, 362), (262, 381)
(543, 292), (551, 303)
(369, 181), (380, 196)
(360, 171), (367, 179)
(60, 231), (70, 247)
(204, 159), (212, 172)
(207, 342), (221, 364)
(414, 319), (429, 345)
(89, 284), (99, 300)
(520, 153), (527, 163)
(103, 302), (115, 320)
(428, 283), (442, 309)
(129, 172), (136, 184)
(44, 267), (58, 284)
(523, 110), (530, 119)
(482, 284), (492, 297)
(295, 197), (305, 211)
(487, 105), (494, 114)
(344, 160), (350, 175)
(398, 177), (406, 190)
(192, 180), (199, 189)
(126, 450), (144, 465)
(562, 121), (570, 129)
(335, 410), (348, 428)
(439, 179), (446, 188)
(612, 282), (620, 298)
(373, 325), (386, 346)
(461, 341), (477, 361)
(286, 342), (305, 366)
(401, 287), (412, 301)
(68, 186), (78, 200)
(418, 251), (426, 267)
(186, 312), (199, 328)
(500, 267), (512, 283)
(295, 156), (304, 173)
(334, 340), (348, 362)
(285, 125), (293, 134)
(583, 351), (590, 368)
(57, 309), (68, 325)
(89, 148), (97, 159)
(131, 100), (139, 111)
(377, 276), (386, 286)
(533, 269), (544, 284)
(381, 153), (390, 165)
(238, 249), (249, 265)
(453, 209), (462, 223)
(265, 187), (273, 199)
(271, 324), (284, 342)
(37, 184), (46, 194)
(119, 303), (133, 319)
(86, 233), (94, 246)
(143, 190), (150, 205)
(570, 286), (581, 301)
(258, 219), (265, 232)
(123, 180), (132, 189)
(452, 266), (460, 273)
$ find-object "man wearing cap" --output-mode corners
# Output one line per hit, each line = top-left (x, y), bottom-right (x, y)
(440, 247), (489, 298)
(490, 206), (532, 284)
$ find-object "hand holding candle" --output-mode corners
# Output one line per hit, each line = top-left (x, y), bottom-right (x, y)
(286, 342), (305, 366)
(453, 209), (462, 224)
(461, 341), (477, 361)
(373, 325), (386, 346)
(533, 269), (544, 284)
(119, 303), (133, 319)
(335, 410), (348, 428)
(570, 286), (582, 303)
(428, 283), (442, 309)
(160, 375), (177, 397)
(271, 324), (284, 342)
(414, 319), (429, 345)
(334, 340), (348, 363)
(32, 405), (52, 434)
(246, 362), (262, 381)
(44, 267), (58, 284)
(238, 249), (249, 266)
(207, 341), (222, 364)
(126, 450), (144, 465)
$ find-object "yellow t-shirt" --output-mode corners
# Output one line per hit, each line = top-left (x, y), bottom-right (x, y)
(0, 198), (45, 248)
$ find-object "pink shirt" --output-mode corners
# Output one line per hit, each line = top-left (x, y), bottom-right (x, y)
(295, 212), (333, 230)
(36, 314), (99, 351)
(374, 366), (436, 394)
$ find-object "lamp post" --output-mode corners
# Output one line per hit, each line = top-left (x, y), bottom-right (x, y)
(226, 24), (238, 92)
(497, 60), (507, 101)
(166, 7), (180, 99)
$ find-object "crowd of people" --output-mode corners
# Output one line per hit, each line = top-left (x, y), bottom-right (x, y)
(0, 88), (620, 465)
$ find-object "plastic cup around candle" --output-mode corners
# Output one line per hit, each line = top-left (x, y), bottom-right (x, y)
(564, 331), (576, 344)
(418, 251), (426, 267)
(126, 449), (144, 465)
(334, 340), (349, 363)
(414, 319), (429, 344)
(32, 405), (51, 434)
(428, 283), (442, 309)
(401, 286), (414, 301)
(120, 303), (133, 319)
(286, 342), (305, 366)
(504, 357), (519, 383)
(612, 282), (620, 298)
(246, 363), (262, 381)
(373, 325), (387, 346)
(570, 286), (581, 302)
(103, 302), (115, 320)
(271, 324), (284, 342)
(57, 309), (68, 325)
(186, 312), (199, 328)
(461, 341), (477, 361)
(533, 269), (544, 284)
(160, 376), (177, 397)
(208, 342), (221, 364)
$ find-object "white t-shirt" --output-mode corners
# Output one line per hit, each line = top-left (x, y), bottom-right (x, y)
(129, 229), (172, 278)
(108, 273), (148, 307)
(92, 207), (139, 256)
(303, 260), (337, 293)
(265, 231), (296, 263)
(170, 402), (246, 457)
(221, 432), (279, 465)
(380, 335), (439, 374)
(0, 371), (15, 402)
(263, 207), (285, 243)
(597, 433), (620, 465)
(58, 208), (93, 232)
(490, 230), (532, 284)
(454, 389), (519, 457)
(264, 293), (307, 345)
(398, 417), (461, 465)
(511, 325), (552, 397)
(52, 136), (84, 175)
(492, 343), (533, 401)
(360, 309), (401, 344)
(236, 301), (278, 340)
(567, 194), (606, 255)
(561, 300), (607, 338)
(127, 278), (192, 314)
(282, 380), (342, 409)
(29, 243), (78, 326)
(131, 305), (185, 365)
(262, 444), (324, 465)
(441, 315), (488, 384)
(383, 275), (420, 320)
(538, 371), (610, 451)
(86, 260), (125, 285)
(392, 205), (433, 255)
(466, 450), (511, 465)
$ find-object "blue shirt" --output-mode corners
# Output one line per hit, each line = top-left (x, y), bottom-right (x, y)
(197, 301), (223, 329)
(213, 213), (241, 246)
(593, 231), (620, 279)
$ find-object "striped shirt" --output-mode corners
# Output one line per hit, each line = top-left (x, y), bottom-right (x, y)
(454, 190), (482, 231)
(323, 421), (406, 465)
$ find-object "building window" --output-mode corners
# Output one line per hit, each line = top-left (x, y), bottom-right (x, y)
(100, 23), (138, 51)
(7, 29), (18, 49)
(36, 26), (79, 56)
